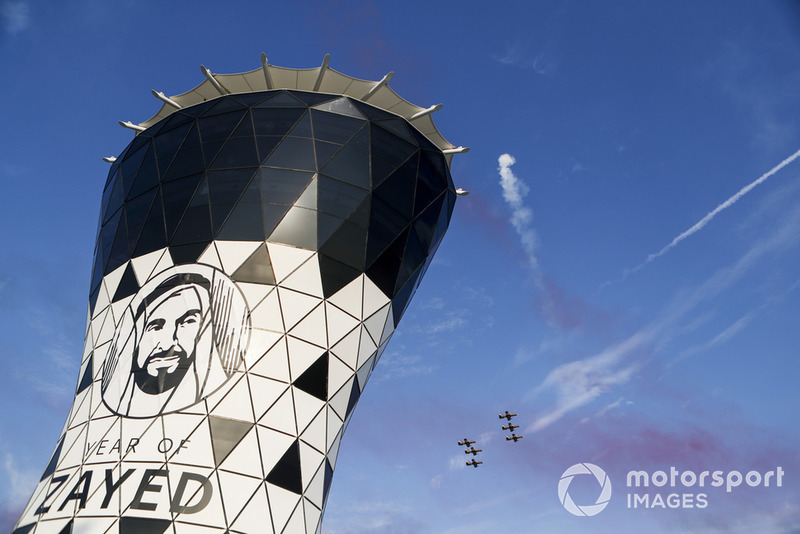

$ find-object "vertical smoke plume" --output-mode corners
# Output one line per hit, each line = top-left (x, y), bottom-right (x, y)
(498, 154), (540, 274)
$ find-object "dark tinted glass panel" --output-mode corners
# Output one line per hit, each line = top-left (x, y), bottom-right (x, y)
(266, 441), (302, 494)
(170, 242), (210, 265)
(371, 125), (417, 168)
(256, 91), (305, 108)
(290, 90), (341, 106)
(113, 264), (139, 302)
(123, 134), (151, 164)
(231, 92), (275, 107)
(180, 99), (216, 117)
(317, 175), (369, 219)
(369, 157), (396, 188)
(319, 253), (362, 298)
(202, 97), (247, 117)
(125, 187), (158, 252)
(265, 137), (316, 171)
(314, 140), (341, 169)
(120, 143), (149, 192)
(132, 190), (167, 257)
(102, 171), (125, 224)
(101, 209), (122, 270)
(230, 110), (254, 138)
(106, 212), (130, 273)
(198, 110), (246, 142)
(422, 149), (448, 186)
(157, 111), (195, 134)
(368, 195), (410, 246)
(319, 219), (367, 270)
(414, 154), (446, 216)
(207, 168), (256, 204)
(413, 194), (445, 253)
(128, 147), (160, 200)
(263, 203), (291, 236)
(190, 177), (210, 207)
(392, 268), (420, 323)
(260, 168), (314, 205)
(162, 173), (203, 238)
(317, 211), (345, 249)
(310, 109), (365, 144)
(374, 119), (417, 146)
(374, 153), (417, 218)
(256, 136), (282, 163)
(172, 204), (212, 245)
(320, 130), (369, 188)
(366, 231), (406, 298)
(210, 202), (235, 235)
(163, 123), (205, 181)
(410, 125), (438, 151)
(89, 250), (104, 295)
(210, 137), (259, 169)
(348, 195), (371, 229)
(352, 99), (394, 121)
(252, 108), (305, 136)
(217, 201), (265, 241)
(153, 122), (192, 179)
(287, 111), (312, 138)
(293, 352), (328, 400)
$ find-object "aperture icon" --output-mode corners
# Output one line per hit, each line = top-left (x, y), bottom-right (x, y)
(558, 463), (612, 516)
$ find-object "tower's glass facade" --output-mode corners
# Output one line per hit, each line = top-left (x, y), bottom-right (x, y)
(14, 87), (456, 534)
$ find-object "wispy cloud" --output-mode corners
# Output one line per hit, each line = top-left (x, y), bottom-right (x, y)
(526, 330), (651, 432)
(498, 154), (540, 274)
(619, 147), (800, 281)
(1, 1), (30, 35)
(529, 204), (800, 432)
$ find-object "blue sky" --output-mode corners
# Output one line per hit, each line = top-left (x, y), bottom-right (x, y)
(2, 1), (800, 532)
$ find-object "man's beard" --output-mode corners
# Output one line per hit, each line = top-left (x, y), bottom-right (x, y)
(133, 347), (193, 395)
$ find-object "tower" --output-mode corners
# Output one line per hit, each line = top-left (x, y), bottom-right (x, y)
(14, 55), (466, 534)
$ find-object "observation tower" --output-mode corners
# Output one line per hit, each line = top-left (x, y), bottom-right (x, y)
(14, 54), (466, 534)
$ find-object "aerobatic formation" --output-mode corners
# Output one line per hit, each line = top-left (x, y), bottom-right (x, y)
(14, 55), (467, 534)
(458, 410), (523, 469)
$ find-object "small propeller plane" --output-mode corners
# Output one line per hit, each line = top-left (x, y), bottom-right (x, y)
(464, 447), (483, 456)
(499, 411), (518, 421)
(458, 439), (476, 447)
(506, 433), (524, 442)
(466, 459), (483, 468)
(502, 423), (519, 432)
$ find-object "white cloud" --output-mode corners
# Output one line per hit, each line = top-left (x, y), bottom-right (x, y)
(527, 330), (650, 432)
(1, 1), (30, 34)
(529, 203), (800, 432)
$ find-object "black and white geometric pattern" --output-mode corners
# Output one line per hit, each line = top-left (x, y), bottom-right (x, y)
(15, 88), (456, 534)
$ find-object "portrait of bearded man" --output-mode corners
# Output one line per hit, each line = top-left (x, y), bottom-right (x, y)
(102, 266), (251, 418)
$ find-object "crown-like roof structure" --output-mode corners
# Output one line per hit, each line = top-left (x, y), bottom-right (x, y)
(123, 54), (468, 167)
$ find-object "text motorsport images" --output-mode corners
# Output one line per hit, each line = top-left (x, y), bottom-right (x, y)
(557, 463), (785, 516)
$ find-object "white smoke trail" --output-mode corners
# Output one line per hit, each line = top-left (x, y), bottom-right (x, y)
(498, 154), (539, 272)
(623, 147), (800, 279)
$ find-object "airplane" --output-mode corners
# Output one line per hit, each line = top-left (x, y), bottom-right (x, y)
(464, 447), (483, 456)
(466, 459), (483, 468)
(499, 411), (518, 421)
(458, 439), (476, 447)
(502, 423), (519, 432)
(506, 434), (524, 442)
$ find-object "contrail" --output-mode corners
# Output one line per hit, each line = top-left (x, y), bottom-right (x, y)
(622, 147), (800, 279)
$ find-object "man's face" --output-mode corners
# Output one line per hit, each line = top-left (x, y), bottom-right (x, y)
(134, 287), (203, 394)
